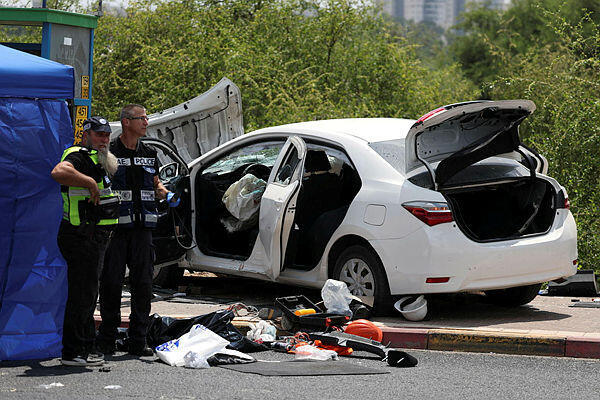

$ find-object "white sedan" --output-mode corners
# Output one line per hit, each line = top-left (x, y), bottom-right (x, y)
(149, 100), (577, 311)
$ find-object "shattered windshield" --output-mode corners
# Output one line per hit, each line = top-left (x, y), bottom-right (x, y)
(203, 141), (284, 174)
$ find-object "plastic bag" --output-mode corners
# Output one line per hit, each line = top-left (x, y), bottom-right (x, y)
(294, 344), (338, 361)
(222, 174), (266, 221)
(147, 310), (268, 353)
(183, 351), (211, 369)
(246, 320), (277, 342)
(155, 324), (229, 367)
(321, 279), (353, 317)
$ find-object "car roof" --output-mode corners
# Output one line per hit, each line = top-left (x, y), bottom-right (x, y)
(251, 118), (416, 143)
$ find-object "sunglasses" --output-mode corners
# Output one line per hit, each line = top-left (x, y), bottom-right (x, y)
(127, 116), (149, 121)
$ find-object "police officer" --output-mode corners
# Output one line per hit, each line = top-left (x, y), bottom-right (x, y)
(51, 117), (119, 366)
(97, 104), (179, 356)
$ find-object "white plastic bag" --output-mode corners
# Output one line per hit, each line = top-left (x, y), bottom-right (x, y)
(183, 351), (211, 369)
(321, 279), (353, 317)
(294, 345), (338, 361)
(155, 324), (229, 367)
(222, 174), (266, 221)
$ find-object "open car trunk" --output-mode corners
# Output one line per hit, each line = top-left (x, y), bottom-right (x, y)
(442, 177), (557, 242)
(406, 100), (564, 242)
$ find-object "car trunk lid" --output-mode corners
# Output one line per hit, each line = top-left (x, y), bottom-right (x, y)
(405, 100), (536, 189)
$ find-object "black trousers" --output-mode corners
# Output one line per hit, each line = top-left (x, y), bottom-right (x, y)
(98, 228), (154, 348)
(57, 221), (112, 358)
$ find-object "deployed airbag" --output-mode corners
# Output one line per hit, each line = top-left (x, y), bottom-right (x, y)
(221, 174), (266, 232)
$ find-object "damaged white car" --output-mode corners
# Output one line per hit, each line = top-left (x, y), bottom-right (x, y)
(149, 100), (578, 311)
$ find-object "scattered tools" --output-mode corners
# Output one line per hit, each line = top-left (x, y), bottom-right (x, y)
(275, 295), (350, 332)
(308, 331), (387, 360)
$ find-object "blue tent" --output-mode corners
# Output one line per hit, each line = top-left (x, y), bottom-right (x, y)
(0, 44), (74, 360)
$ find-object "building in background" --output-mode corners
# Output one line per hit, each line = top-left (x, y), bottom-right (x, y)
(379, 0), (510, 29)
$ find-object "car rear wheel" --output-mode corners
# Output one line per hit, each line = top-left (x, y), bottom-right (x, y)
(332, 245), (391, 314)
(153, 264), (184, 289)
(484, 283), (541, 306)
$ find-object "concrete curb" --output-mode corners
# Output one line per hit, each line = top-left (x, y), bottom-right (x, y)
(381, 327), (600, 359)
(94, 316), (600, 359)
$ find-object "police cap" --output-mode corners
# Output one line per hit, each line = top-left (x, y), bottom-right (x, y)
(83, 116), (112, 133)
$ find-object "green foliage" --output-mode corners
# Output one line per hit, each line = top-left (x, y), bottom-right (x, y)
(0, 0), (89, 44)
(449, 0), (600, 92)
(92, 0), (476, 129)
(457, 0), (600, 270)
(490, 37), (600, 270)
(0, 25), (41, 44)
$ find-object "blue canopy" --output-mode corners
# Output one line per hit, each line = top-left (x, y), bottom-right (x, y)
(0, 45), (74, 360)
(0, 44), (74, 99)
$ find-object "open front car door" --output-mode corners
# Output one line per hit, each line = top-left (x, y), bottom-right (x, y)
(141, 138), (193, 268)
(258, 136), (307, 280)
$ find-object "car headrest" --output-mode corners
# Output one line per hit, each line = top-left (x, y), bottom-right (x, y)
(304, 150), (331, 173)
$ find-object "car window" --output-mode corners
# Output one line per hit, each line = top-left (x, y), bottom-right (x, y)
(202, 141), (284, 175)
(274, 146), (301, 185)
(369, 139), (406, 175)
(304, 144), (352, 177)
(147, 142), (188, 183)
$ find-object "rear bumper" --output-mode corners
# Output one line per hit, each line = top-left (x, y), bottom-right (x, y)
(370, 209), (578, 295)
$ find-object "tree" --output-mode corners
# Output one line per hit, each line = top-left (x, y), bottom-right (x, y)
(448, 0), (600, 92)
(488, 10), (600, 270)
(92, 0), (476, 129)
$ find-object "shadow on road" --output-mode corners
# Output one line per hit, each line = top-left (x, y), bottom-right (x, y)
(392, 293), (571, 328)
(155, 274), (572, 328)
(0, 360), (94, 377)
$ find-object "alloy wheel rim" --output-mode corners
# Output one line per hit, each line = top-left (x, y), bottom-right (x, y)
(339, 258), (375, 297)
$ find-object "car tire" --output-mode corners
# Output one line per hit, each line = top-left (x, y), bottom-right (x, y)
(484, 283), (542, 307)
(153, 264), (184, 289)
(332, 245), (392, 315)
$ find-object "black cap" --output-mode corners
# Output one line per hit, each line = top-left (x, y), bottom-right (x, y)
(83, 116), (112, 133)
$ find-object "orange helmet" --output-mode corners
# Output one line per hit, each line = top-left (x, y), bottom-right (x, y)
(343, 319), (383, 342)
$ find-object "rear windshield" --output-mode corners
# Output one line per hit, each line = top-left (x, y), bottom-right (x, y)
(369, 139), (406, 175)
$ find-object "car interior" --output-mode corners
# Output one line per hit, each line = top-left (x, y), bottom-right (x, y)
(193, 139), (362, 269)
(408, 158), (557, 242)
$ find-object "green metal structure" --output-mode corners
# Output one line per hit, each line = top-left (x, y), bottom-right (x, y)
(0, 7), (99, 143)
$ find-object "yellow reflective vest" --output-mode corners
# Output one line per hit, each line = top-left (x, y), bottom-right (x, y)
(60, 146), (119, 226)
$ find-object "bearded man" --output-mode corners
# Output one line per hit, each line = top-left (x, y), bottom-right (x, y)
(51, 116), (119, 366)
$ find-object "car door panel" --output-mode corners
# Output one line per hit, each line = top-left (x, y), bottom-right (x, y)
(141, 138), (192, 265)
(259, 136), (307, 279)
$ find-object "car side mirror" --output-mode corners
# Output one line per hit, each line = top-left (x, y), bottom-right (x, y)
(159, 162), (179, 181)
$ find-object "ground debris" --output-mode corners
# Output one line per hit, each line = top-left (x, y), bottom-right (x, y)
(39, 382), (64, 389)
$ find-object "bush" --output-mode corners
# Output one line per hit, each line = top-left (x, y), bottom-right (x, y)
(92, 0), (476, 129)
(489, 9), (600, 271)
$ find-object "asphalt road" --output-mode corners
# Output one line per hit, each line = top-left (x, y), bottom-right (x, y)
(2, 349), (599, 399)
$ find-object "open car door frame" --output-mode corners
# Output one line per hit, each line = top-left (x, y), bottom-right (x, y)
(258, 136), (307, 280)
(140, 137), (193, 268)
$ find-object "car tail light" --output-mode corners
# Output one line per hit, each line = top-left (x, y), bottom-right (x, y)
(573, 259), (578, 266)
(558, 188), (570, 209)
(416, 107), (446, 124)
(402, 201), (453, 226)
(426, 277), (450, 283)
